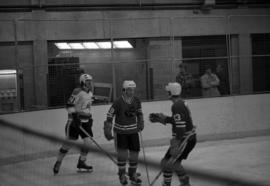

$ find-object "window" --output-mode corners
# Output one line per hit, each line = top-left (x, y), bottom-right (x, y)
(252, 34), (270, 93)
(0, 69), (17, 112)
(181, 36), (229, 98)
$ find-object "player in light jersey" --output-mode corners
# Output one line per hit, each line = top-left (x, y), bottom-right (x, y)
(149, 82), (196, 186)
(104, 80), (144, 185)
(53, 73), (94, 174)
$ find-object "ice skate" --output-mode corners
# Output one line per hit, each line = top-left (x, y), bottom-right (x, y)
(179, 176), (190, 186)
(129, 173), (142, 186)
(119, 173), (128, 185)
(53, 161), (62, 175)
(162, 183), (171, 186)
(77, 159), (93, 173)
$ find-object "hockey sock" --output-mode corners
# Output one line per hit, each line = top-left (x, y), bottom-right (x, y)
(163, 170), (173, 186)
(57, 148), (68, 162)
(128, 151), (139, 177)
(118, 160), (127, 176)
(79, 155), (87, 162)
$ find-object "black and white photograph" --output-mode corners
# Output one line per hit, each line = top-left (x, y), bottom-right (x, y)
(0, 1), (270, 186)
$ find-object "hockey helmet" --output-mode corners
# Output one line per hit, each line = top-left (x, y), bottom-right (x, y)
(122, 80), (136, 89)
(165, 82), (182, 96)
(79, 74), (93, 85)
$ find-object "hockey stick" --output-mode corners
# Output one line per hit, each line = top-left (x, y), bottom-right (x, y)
(139, 131), (151, 186)
(79, 126), (117, 165)
(149, 130), (195, 186)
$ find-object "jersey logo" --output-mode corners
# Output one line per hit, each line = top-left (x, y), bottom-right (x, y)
(109, 107), (115, 114)
(173, 114), (182, 122)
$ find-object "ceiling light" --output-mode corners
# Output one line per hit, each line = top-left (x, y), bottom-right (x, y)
(113, 41), (133, 49)
(83, 42), (99, 49)
(0, 70), (17, 75)
(96, 42), (112, 49)
(55, 43), (71, 50)
(68, 43), (84, 49)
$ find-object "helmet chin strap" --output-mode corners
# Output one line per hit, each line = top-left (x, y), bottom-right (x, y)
(82, 83), (91, 92)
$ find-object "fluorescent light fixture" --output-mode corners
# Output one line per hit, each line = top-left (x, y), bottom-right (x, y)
(113, 41), (133, 49)
(96, 42), (112, 49)
(0, 70), (17, 75)
(83, 42), (99, 49)
(55, 43), (71, 50)
(55, 40), (133, 50)
(68, 43), (84, 49)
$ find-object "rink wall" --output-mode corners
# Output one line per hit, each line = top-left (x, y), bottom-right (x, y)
(1, 93), (270, 160)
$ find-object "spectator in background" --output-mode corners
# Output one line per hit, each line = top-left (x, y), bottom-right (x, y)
(200, 67), (220, 97)
(176, 63), (194, 98)
(216, 64), (229, 95)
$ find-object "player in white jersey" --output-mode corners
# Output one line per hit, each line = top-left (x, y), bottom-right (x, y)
(53, 74), (94, 174)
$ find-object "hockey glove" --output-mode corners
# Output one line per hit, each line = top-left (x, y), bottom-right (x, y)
(103, 120), (114, 141)
(149, 113), (167, 125)
(137, 120), (144, 132)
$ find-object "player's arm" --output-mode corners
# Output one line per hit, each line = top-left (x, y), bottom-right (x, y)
(200, 76), (211, 89)
(210, 74), (220, 86)
(104, 101), (117, 140)
(106, 101), (117, 123)
(136, 98), (144, 131)
(168, 105), (187, 158)
(66, 88), (80, 115)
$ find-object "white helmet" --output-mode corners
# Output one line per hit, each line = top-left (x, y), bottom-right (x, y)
(165, 82), (182, 96)
(122, 80), (136, 89)
(79, 74), (92, 85)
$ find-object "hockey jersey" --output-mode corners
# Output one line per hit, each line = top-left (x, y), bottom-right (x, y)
(106, 96), (143, 134)
(66, 87), (93, 123)
(165, 99), (194, 139)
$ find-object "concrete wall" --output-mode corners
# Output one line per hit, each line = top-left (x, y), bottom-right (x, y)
(0, 8), (269, 110)
(1, 9), (270, 41)
(1, 94), (270, 159)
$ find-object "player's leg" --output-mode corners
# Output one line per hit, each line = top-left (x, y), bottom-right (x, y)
(161, 151), (173, 186)
(175, 135), (197, 186)
(174, 161), (190, 186)
(77, 121), (94, 171)
(128, 133), (142, 185)
(53, 119), (79, 174)
(115, 133), (129, 185)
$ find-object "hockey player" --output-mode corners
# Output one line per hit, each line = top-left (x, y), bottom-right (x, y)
(149, 82), (196, 186)
(53, 73), (94, 174)
(104, 80), (144, 185)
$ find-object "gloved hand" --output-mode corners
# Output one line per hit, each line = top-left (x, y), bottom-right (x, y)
(103, 120), (114, 141)
(149, 113), (167, 125)
(137, 120), (144, 132)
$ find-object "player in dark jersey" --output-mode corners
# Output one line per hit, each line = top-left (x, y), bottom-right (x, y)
(53, 74), (94, 175)
(104, 80), (144, 185)
(149, 82), (196, 186)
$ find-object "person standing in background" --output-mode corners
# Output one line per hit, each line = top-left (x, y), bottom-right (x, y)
(200, 67), (220, 97)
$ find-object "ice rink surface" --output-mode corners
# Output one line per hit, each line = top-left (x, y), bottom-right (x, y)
(0, 135), (270, 186)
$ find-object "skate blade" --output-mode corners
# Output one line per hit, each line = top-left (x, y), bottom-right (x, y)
(77, 169), (93, 173)
(130, 183), (142, 186)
